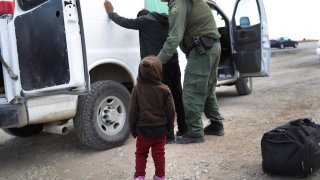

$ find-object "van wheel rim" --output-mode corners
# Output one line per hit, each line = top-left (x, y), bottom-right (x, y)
(96, 96), (126, 136)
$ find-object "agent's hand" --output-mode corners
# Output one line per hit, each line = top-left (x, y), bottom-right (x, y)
(104, 0), (113, 14)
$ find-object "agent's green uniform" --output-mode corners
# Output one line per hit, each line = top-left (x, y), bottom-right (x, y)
(157, 0), (224, 138)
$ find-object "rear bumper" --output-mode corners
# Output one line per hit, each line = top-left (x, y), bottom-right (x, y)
(0, 104), (27, 128)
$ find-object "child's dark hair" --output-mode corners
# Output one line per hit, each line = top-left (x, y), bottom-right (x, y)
(137, 9), (150, 17)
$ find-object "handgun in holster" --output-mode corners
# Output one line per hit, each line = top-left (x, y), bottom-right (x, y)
(192, 35), (215, 55)
(192, 35), (206, 55)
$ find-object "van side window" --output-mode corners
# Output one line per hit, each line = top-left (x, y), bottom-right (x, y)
(18, 0), (48, 11)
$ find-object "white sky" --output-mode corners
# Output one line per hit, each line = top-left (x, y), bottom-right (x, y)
(214, 0), (320, 40)
(110, 0), (320, 40)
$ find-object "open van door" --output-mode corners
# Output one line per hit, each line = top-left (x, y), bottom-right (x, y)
(231, 0), (270, 77)
(1, 0), (89, 100)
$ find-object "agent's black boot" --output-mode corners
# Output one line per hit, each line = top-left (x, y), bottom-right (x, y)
(204, 121), (224, 136)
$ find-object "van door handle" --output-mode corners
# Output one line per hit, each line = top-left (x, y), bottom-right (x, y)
(64, 0), (72, 6)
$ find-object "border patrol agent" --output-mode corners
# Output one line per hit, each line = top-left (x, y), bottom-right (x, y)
(157, 0), (224, 144)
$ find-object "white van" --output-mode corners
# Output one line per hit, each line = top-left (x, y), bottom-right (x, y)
(0, 0), (143, 150)
(0, 0), (270, 150)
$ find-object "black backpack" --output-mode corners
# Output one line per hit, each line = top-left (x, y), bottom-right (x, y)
(261, 118), (320, 177)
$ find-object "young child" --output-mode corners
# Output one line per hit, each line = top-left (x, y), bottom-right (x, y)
(128, 56), (175, 180)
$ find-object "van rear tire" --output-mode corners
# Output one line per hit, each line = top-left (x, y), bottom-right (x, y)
(235, 77), (252, 95)
(73, 80), (130, 150)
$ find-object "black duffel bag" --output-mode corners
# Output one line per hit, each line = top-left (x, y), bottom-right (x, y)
(261, 118), (320, 177)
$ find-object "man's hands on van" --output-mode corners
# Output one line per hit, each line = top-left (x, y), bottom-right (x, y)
(104, 0), (114, 14)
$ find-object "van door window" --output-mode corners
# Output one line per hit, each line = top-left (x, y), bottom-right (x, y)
(234, 0), (260, 28)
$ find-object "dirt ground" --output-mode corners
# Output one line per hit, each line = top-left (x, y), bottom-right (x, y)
(1, 44), (320, 180)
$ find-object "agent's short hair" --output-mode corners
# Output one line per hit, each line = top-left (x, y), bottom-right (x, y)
(137, 9), (150, 17)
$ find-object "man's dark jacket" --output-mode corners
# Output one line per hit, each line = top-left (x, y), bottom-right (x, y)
(108, 12), (178, 62)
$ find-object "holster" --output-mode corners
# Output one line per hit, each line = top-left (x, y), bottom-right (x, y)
(192, 35), (218, 55)
(200, 36), (215, 50)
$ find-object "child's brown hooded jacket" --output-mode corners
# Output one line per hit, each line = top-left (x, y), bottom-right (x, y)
(128, 56), (175, 138)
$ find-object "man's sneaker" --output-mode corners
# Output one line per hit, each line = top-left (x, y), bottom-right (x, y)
(166, 137), (175, 144)
(166, 132), (175, 144)
(204, 121), (225, 136)
(135, 176), (145, 180)
(153, 175), (165, 180)
(175, 131), (186, 137)
(176, 134), (205, 144)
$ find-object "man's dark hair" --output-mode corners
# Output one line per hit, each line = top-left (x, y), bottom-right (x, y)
(137, 9), (150, 17)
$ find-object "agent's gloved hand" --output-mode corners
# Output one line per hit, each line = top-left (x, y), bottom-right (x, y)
(104, 0), (114, 14)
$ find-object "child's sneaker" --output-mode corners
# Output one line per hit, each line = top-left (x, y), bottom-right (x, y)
(135, 176), (145, 180)
(153, 175), (165, 180)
